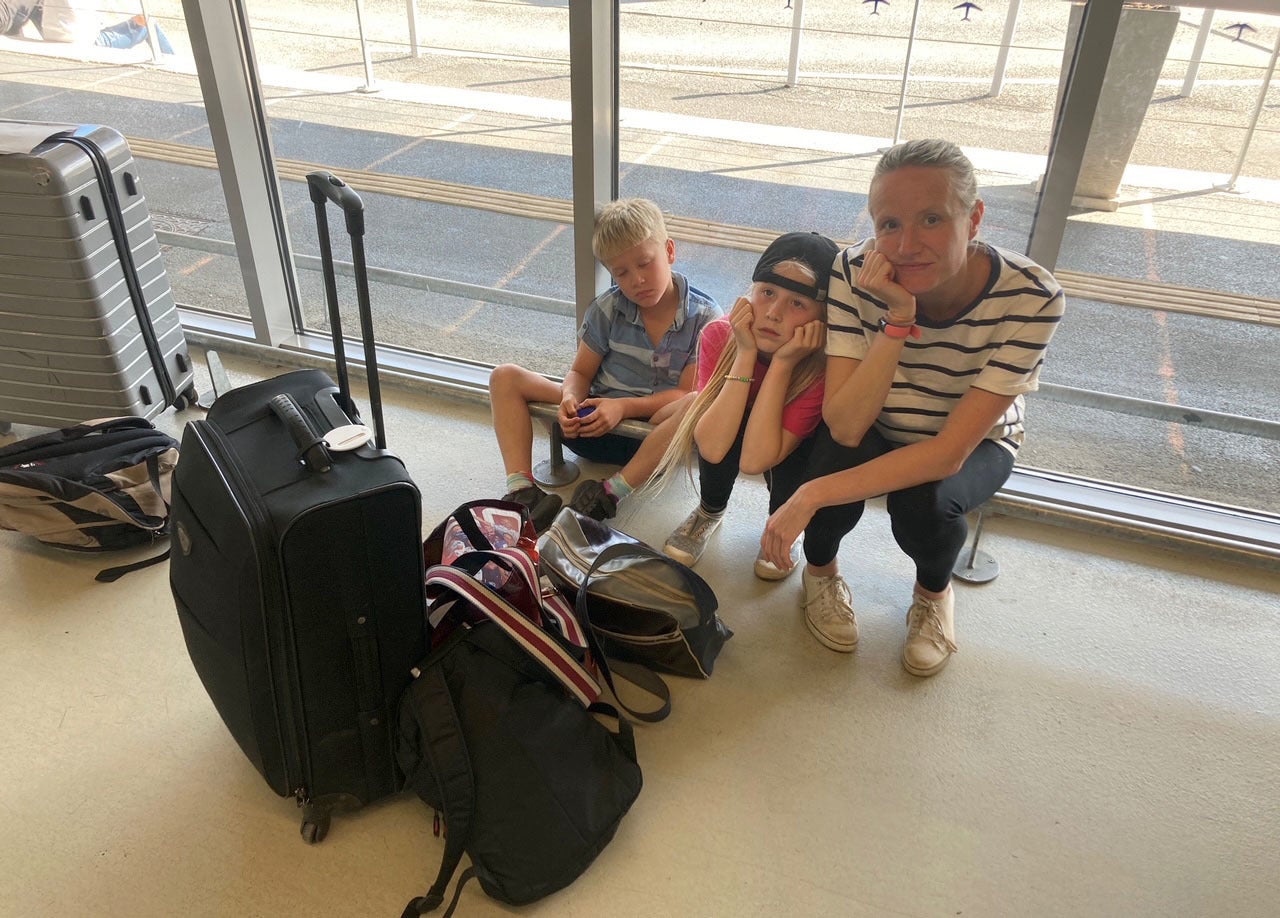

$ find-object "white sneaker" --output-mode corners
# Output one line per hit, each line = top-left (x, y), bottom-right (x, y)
(753, 536), (800, 581)
(902, 588), (957, 677)
(663, 506), (724, 567)
(801, 568), (858, 653)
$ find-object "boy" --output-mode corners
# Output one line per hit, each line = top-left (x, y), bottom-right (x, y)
(489, 198), (720, 531)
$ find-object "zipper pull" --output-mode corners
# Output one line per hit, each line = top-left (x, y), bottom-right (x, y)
(433, 809), (442, 837)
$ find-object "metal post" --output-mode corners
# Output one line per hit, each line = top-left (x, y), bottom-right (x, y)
(354, 0), (377, 93)
(568, 0), (618, 325)
(786, 0), (806, 88)
(990, 0), (1021, 97)
(892, 0), (923, 146)
(137, 0), (161, 63)
(1226, 28), (1280, 190)
(1027, 0), (1123, 273)
(1181, 7), (1216, 97)
(406, 0), (421, 57)
(953, 508), (1000, 584)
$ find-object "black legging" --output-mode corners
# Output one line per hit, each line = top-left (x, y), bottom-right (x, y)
(698, 418), (816, 516)
(800, 425), (1014, 591)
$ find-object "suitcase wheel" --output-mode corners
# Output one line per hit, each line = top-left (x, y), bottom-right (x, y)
(172, 385), (201, 413)
(300, 802), (331, 845)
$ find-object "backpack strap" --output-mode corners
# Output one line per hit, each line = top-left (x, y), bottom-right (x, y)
(0, 417), (161, 465)
(401, 664), (476, 918)
(92, 452), (173, 581)
(95, 547), (170, 583)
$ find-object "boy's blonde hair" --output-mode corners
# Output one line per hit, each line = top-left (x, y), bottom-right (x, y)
(592, 198), (669, 263)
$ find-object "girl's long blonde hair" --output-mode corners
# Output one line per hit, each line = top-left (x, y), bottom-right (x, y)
(648, 259), (828, 491)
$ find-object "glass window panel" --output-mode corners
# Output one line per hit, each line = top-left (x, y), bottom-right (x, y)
(243, 0), (578, 369)
(0, 5), (250, 320)
(615, 1), (1278, 518)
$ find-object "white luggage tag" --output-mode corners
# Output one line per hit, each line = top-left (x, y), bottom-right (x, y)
(324, 424), (374, 452)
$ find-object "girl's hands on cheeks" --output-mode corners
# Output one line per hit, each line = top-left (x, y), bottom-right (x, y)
(729, 297), (758, 355)
(773, 319), (825, 366)
(858, 244), (916, 324)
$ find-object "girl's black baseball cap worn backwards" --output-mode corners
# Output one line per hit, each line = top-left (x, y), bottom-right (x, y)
(752, 232), (840, 302)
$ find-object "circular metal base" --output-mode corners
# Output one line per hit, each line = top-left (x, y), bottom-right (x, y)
(533, 458), (580, 488)
(953, 549), (1000, 584)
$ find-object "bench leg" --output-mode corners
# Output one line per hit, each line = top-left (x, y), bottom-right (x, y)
(533, 420), (581, 487)
(952, 507), (1000, 584)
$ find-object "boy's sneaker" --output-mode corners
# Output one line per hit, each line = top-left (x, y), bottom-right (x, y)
(801, 568), (858, 653)
(754, 537), (801, 581)
(902, 588), (957, 677)
(502, 484), (562, 533)
(662, 506), (723, 567)
(568, 479), (618, 521)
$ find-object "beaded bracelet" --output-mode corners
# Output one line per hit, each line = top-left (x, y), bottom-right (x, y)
(724, 375), (753, 384)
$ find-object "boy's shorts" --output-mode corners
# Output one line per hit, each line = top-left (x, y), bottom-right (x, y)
(560, 431), (643, 467)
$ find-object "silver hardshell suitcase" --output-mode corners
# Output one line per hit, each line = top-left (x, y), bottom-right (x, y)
(0, 121), (197, 429)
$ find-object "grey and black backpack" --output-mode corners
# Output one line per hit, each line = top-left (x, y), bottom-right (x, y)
(0, 417), (179, 580)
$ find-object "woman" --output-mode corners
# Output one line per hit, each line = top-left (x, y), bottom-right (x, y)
(653, 231), (838, 575)
(761, 139), (1065, 674)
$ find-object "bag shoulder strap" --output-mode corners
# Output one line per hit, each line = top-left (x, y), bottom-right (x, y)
(403, 664), (476, 917)
(426, 564), (601, 707)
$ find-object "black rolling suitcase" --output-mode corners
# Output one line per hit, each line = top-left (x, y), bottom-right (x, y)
(0, 121), (198, 429)
(169, 171), (425, 843)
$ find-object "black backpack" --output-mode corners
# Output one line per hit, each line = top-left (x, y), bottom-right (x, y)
(0, 417), (179, 579)
(396, 544), (643, 917)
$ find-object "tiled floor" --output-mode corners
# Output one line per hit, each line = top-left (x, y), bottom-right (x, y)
(2, 351), (1278, 918)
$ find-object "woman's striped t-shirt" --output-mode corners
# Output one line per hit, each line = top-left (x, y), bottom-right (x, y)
(825, 240), (1065, 456)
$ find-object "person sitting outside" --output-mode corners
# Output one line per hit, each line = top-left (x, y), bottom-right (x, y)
(2, 1), (173, 54)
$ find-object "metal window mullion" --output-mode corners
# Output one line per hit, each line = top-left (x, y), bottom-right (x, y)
(568, 0), (619, 327)
(1026, 0), (1124, 273)
(181, 0), (300, 347)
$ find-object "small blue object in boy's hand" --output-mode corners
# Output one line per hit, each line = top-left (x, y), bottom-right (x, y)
(577, 406), (596, 418)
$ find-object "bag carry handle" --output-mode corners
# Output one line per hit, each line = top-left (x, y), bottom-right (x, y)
(0, 416), (161, 464)
(306, 170), (387, 450)
(268, 393), (333, 473)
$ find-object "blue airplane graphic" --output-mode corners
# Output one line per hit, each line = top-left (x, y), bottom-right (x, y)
(864, 0), (890, 15)
(1225, 23), (1256, 42)
(954, 2), (981, 21)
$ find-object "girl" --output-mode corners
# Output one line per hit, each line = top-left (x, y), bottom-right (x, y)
(760, 139), (1065, 672)
(653, 231), (839, 578)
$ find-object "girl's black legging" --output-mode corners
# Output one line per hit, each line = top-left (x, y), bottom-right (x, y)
(799, 424), (1015, 591)
(698, 419), (816, 516)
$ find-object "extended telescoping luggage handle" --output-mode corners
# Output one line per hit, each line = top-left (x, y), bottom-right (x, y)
(306, 170), (387, 451)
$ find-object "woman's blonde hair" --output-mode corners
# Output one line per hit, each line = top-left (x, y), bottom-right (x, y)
(648, 259), (828, 491)
(872, 138), (979, 214)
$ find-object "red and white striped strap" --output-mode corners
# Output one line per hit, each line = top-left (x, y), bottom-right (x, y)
(426, 565), (600, 707)
(469, 547), (588, 648)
